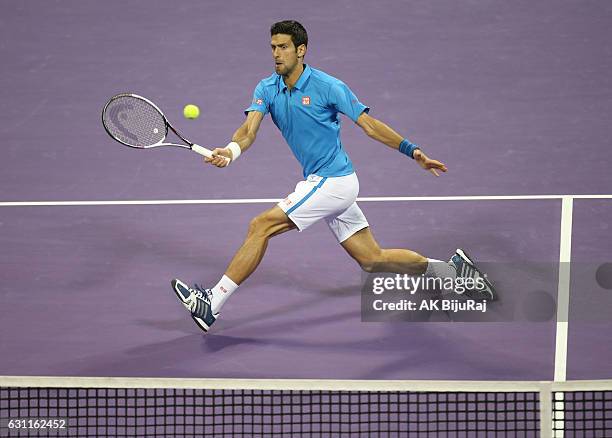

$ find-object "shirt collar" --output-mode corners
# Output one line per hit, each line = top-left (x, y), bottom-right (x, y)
(280, 64), (311, 92)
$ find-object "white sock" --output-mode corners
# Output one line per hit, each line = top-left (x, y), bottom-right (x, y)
(210, 275), (239, 315)
(424, 258), (456, 280)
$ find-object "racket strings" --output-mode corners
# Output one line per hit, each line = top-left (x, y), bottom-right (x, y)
(103, 96), (166, 147)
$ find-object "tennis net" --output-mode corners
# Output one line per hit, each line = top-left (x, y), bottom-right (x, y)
(1, 377), (611, 437)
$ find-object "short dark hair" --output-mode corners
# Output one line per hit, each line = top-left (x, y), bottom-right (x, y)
(270, 20), (308, 51)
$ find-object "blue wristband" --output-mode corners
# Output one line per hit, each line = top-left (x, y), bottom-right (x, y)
(399, 139), (420, 159)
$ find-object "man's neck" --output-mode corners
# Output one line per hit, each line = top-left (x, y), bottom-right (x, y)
(283, 63), (305, 90)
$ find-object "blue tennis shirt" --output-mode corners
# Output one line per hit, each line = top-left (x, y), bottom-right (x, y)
(245, 64), (369, 178)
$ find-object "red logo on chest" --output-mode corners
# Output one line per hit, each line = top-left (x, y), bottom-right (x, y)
(302, 96), (311, 105)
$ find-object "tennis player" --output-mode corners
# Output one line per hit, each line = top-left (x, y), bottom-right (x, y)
(172, 20), (494, 332)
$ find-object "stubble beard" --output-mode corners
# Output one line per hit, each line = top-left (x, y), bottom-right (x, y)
(278, 61), (297, 78)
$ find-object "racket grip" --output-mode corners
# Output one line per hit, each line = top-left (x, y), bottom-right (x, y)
(191, 144), (213, 158)
(192, 144), (231, 164)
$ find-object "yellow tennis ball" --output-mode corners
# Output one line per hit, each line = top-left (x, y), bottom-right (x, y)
(183, 104), (200, 119)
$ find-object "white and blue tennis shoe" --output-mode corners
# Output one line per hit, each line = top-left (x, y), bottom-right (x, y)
(449, 249), (496, 300)
(171, 279), (217, 332)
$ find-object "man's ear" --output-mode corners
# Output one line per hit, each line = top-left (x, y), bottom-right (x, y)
(297, 44), (306, 59)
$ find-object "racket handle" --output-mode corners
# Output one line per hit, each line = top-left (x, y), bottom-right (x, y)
(192, 144), (231, 164)
(191, 144), (213, 158)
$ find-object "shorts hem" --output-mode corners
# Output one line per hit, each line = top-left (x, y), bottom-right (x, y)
(278, 202), (306, 232)
(337, 223), (370, 243)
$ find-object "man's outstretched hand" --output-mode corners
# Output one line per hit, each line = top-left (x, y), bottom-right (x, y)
(414, 149), (447, 177)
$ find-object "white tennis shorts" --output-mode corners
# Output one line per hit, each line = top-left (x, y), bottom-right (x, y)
(278, 173), (369, 243)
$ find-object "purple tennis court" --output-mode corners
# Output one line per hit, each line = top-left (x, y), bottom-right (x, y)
(1, 1), (611, 436)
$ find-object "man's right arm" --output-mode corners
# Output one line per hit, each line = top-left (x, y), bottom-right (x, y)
(232, 110), (265, 153)
(205, 111), (265, 167)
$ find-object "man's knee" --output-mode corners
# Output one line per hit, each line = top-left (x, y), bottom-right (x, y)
(247, 209), (291, 238)
(247, 214), (270, 238)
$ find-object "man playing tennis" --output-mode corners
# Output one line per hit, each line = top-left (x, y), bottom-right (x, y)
(171, 20), (494, 332)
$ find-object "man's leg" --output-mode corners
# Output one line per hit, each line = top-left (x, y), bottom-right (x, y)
(225, 205), (296, 284)
(339, 227), (429, 274)
(338, 225), (495, 300)
(206, 205), (296, 315)
(171, 205), (296, 331)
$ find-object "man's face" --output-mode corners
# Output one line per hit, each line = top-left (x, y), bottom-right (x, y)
(271, 34), (303, 76)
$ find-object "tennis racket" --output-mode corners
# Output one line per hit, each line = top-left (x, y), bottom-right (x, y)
(102, 93), (228, 162)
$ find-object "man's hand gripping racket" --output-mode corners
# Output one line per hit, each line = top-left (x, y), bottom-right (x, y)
(205, 147), (233, 168)
(102, 93), (230, 166)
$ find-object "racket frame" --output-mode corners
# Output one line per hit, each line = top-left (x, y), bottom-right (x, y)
(102, 93), (217, 159)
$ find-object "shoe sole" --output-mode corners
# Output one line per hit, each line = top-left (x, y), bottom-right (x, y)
(455, 248), (475, 266)
(171, 279), (192, 308)
(191, 315), (211, 332)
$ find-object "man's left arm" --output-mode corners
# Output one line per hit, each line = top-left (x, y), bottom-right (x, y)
(356, 112), (448, 177)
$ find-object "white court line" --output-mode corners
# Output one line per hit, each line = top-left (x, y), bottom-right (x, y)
(553, 197), (574, 438)
(0, 194), (611, 207)
(554, 197), (573, 383)
(0, 199), (282, 207)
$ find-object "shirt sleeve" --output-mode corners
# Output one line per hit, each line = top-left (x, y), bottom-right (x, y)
(328, 81), (369, 122)
(244, 81), (269, 116)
